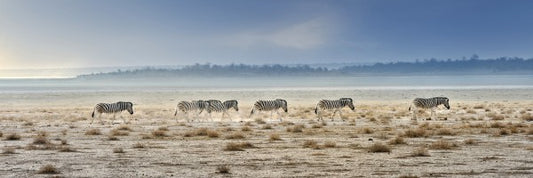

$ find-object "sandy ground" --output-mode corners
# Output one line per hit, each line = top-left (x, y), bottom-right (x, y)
(0, 90), (532, 177)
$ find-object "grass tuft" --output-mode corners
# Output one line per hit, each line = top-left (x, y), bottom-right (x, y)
(37, 164), (59, 174)
(368, 142), (391, 153)
(216, 165), (230, 174)
(388, 136), (406, 145)
(224, 142), (254, 151)
(430, 139), (458, 150)
(4, 133), (21, 140)
(410, 147), (430, 157)
(269, 133), (281, 141)
(85, 129), (101, 135)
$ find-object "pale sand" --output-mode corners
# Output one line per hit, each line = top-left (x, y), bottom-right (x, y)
(0, 89), (532, 177)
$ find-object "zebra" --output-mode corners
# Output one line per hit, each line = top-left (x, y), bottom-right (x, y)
(174, 100), (209, 122)
(409, 97), (450, 120)
(205, 99), (238, 120)
(249, 99), (288, 121)
(315, 98), (355, 121)
(91, 101), (134, 124)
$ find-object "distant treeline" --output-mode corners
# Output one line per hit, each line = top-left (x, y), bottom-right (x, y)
(77, 56), (533, 79)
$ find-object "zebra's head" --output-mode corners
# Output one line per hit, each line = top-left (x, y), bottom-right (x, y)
(340, 98), (355, 110)
(442, 97), (450, 109)
(276, 99), (288, 112)
(119, 101), (134, 114)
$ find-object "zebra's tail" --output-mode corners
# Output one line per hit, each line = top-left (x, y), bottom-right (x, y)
(408, 105), (411, 111)
(250, 109), (254, 116)
(314, 107), (318, 115)
(91, 110), (95, 118)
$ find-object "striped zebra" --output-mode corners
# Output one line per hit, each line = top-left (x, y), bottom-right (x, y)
(174, 100), (209, 122)
(409, 97), (450, 120)
(205, 100), (238, 120)
(315, 98), (355, 121)
(249, 99), (288, 121)
(91, 101), (134, 124)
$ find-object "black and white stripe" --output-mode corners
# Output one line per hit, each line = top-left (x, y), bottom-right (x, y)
(91, 101), (134, 124)
(409, 97), (450, 120)
(249, 99), (288, 121)
(174, 100), (209, 122)
(206, 100), (239, 120)
(315, 98), (355, 121)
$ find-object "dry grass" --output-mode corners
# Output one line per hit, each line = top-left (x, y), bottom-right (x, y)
(224, 142), (254, 151)
(269, 133), (281, 141)
(311, 124), (323, 129)
(262, 124), (273, 129)
(58, 146), (76, 152)
(388, 136), (406, 145)
(85, 129), (101, 135)
(152, 130), (167, 137)
(108, 135), (119, 141)
(133, 143), (145, 148)
(216, 165), (230, 174)
(32, 136), (49, 145)
(464, 139), (476, 145)
(435, 128), (456, 136)
(360, 127), (374, 134)
(113, 147), (125, 153)
(368, 142), (391, 153)
(527, 128), (533, 135)
(4, 133), (21, 140)
(404, 128), (426, 138)
(255, 118), (266, 124)
(430, 140), (458, 150)
(37, 164), (59, 174)
(241, 126), (252, 132)
(487, 112), (505, 120)
(0, 131), (2, 137)
(399, 175), (419, 178)
(225, 132), (245, 139)
(207, 130), (220, 138)
(323, 141), (336, 148)
(117, 125), (133, 131)
(110, 129), (129, 136)
(490, 122), (505, 128)
(286, 124), (305, 133)
(410, 147), (430, 157)
(521, 113), (533, 121)
(302, 140), (320, 149)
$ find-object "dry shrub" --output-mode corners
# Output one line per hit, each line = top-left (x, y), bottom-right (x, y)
(255, 118), (266, 124)
(435, 128), (455, 136)
(32, 136), (49, 145)
(0, 132), (2, 137)
(85, 129), (101, 135)
(473, 105), (485, 109)
(108, 135), (119, 141)
(224, 142), (254, 151)
(410, 147), (429, 157)
(152, 130), (167, 137)
(286, 124), (305, 133)
(360, 127), (374, 134)
(37, 131), (48, 137)
(269, 133), (281, 141)
(487, 112), (504, 120)
(117, 125), (132, 131)
(262, 124), (273, 129)
(490, 122), (505, 128)
(158, 126), (169, 131)
(527, 128), (533, 135)
(37, 164), (59, 174)
(404, 128), (426, 138)
(279, 121), (294, 126)
(323, 141), (336, 148)
(58, 146), (76, 152)
(375, 132), (389, 140)
(388, 136), (406, 145)
(399, 175), (419, 178)
(110, 129), (129, 136)
(4, 133), (21, 140)
(225, 132), (245, 139)
(464, 139), (476, 145)
(133, 143), (145, 148)
(495, 129), (509, 136)
(241, 126), (252, 132)
(466, 110), (476, 114)
(2, 147), (16, 154)
(113, 147), (125, 153)
(207, 130), (220, 138)
(302, 140), (320, 149)
(216, 165), (230, 174)
(193, 128), (208, 136)
(312, 124), (323, 129)
(368, 142), (391, 153)
(141, 134), (153, 139)
(521, 113), (533, 121)
(430, 140), (458, 150)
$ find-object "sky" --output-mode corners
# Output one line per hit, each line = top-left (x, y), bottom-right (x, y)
(1, 0), (533, 69)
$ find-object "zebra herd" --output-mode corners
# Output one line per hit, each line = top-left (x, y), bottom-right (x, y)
(90, 97), (451, 124)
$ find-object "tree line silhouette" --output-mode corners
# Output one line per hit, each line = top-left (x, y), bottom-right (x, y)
(77, 56), (533, 79)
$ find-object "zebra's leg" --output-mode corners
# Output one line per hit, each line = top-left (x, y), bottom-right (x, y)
(339, 110), (344, 121)
(99, 113), (104, 125)
(430, 108), (435, 120)
(316, 109), (321, 121)
(411, 107), (417, 120)
(331, 110), (338, 121)
(277, 110), (282, 122)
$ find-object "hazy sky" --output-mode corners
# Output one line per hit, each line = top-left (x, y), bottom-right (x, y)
(1, 0), (532, 69)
